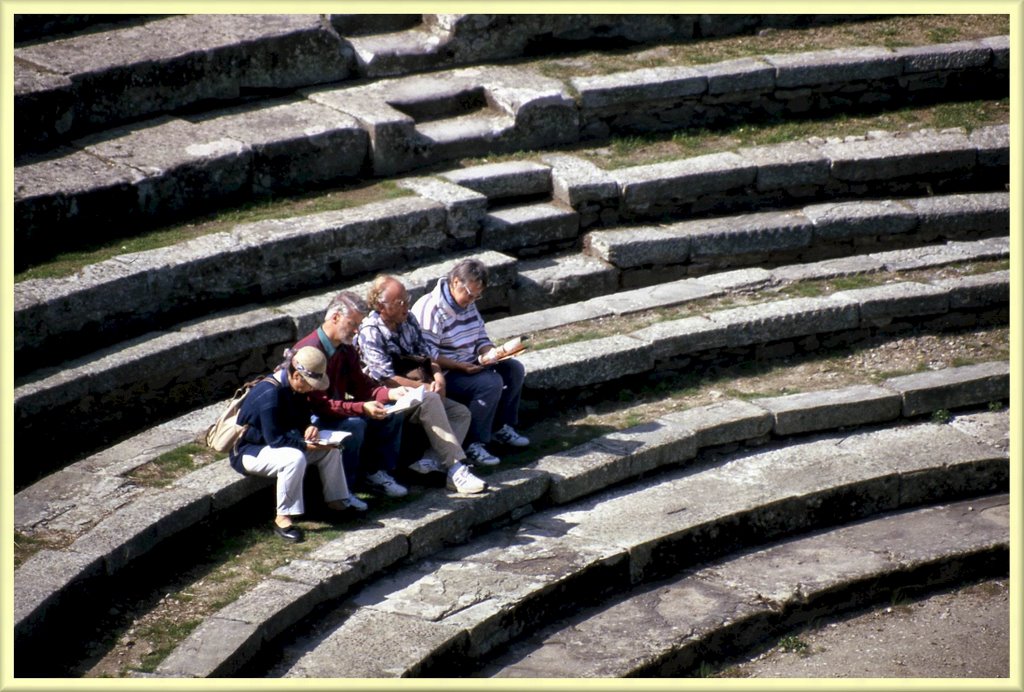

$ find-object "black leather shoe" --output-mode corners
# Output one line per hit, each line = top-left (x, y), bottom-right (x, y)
(273, 522), (304, 543)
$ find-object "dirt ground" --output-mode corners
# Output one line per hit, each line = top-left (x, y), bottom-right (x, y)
(720, 578), (1012, 680)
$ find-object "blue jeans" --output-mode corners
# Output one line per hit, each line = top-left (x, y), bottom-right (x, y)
(314, 414), (404, 486)
(445, 358), (525, 445)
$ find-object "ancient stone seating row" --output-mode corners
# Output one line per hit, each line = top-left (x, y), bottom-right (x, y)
(14, 13), (878, 154)
(14, 36), (1008, 266)
(13, 238), (1009, 552)
(463, 494), (1011, 678)
(14, 123), (1010, 372)
(158, 404), (1009, 677)
(15, 362), (1009, 674)
(12, 233), (1008, 487)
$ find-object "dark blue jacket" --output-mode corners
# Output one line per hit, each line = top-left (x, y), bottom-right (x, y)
(229, 371), (311, 474)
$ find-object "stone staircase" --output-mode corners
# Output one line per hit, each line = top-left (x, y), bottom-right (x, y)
(11, 13), (1012, 679)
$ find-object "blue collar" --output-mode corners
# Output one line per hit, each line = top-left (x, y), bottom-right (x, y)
(316, 327), (337, 358)
(441, 279), (466, 314)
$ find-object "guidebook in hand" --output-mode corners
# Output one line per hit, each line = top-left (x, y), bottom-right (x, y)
(313, 429), (352, 446)
(481, 336), (529, 364)
(384, 385), (426, 415)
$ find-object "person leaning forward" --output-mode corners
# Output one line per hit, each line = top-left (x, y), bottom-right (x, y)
(230, 346), (365, 543)
(358, 274), (488, 494)
(293, 291), (410, 504)
(411, 258), (530, 468)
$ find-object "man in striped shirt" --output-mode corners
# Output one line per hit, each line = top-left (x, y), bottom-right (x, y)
(410, 258), (529, 467)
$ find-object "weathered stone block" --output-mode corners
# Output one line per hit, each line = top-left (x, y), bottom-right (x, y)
(155, 616), (263, 677)
(512, 254), (618, 311)
(709, 296), (860, 347)
(481, 202), (579, 252)
(802, 198), (917, 241)
(766, 46), (901, 88)
(661, 399), (773, 449)
(572, 65), (707, 111)
(541, 153), (620, 209)
(883, 362), (1010, 417)
(738, 141), (830, 192)
(521, 335), (655, 390)
(823, 130), (975, 182)
(616, 152), (756, 218)
(585, 226), (691, 268)
(832, 282), (949, 326)
(895, 40), (992, 73)
(679, 209), (814, 259)
(752, 385), (901, 436)
(441, 161), (552, 200)
(935, 270), (1009, 310)
(632, 316), (731, 362)
(904, 191), (1009, 237)
(701, 57), (775, 95)
(397, 176), (488, 244)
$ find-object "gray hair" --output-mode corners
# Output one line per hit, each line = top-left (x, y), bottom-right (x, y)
(324, 290), (368, 321)
(447, 258), (489, 288)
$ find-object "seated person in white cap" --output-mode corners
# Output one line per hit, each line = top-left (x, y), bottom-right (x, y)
(230, 346), (365, 543)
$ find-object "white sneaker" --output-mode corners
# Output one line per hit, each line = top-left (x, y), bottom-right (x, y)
(447, 462), (487, 494)
(337, 495), (368, 512)
(493, 424), (530, 447)
(365, 470), (408, 498)
(465, 442), (500, 466)
(408, 455), (446, 475)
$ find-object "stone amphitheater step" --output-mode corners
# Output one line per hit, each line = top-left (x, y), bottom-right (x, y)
(14, 35), (1009, 262)
(493, 235), (1010, 339)
(516, 269), (1008, 395)
(151, 408), (1008, 678)
(13, 129), (1009, 371)
(14, 14), (883, 154)
(11, 235), (1008, 488)
(477, 493), (1009, 678)
(14, 15), (354, 155)
(12, 356), (1009, 675)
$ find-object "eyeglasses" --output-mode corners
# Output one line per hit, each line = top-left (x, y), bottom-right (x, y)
(458, 279), (484, 301)
(383, 297), (410, 308)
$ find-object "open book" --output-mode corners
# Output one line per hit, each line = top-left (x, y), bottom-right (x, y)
(479, 336), (529, 364)
(312, 429), (352, 446)
(384, 384), (426, 415)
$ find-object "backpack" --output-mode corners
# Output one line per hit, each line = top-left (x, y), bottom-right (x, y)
(205, 375), (279, 453)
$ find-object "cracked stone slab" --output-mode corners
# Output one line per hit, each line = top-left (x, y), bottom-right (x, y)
(631, 316), (733, 363)
(661, 399), (773, 449)
(702, 56), (775, 95)
(540, 153), (619, 208)
(969, 123), (1010, 168)
(584, 225), (691, 269)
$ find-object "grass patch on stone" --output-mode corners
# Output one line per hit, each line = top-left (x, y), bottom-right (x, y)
(575, 98), (1008, 169)
(527, 14), (1008, 80)
(13, 530), (75, 569)
(127, 444), (218, 488)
